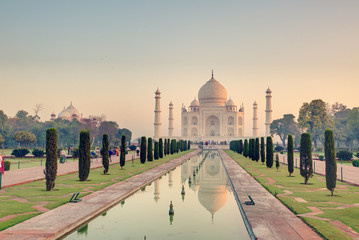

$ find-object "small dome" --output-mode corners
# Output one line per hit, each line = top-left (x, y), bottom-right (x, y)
(198, 75), (228, 107)
(266, 87), (272, 94)
(226, 98), (236, 107)
(190, 98), (200, 107)
(58, 108), (71, 119)
(155, 88), (161, 94)
(65, 102), (80, 118)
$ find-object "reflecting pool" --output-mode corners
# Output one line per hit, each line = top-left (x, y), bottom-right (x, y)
(63, 150), (250, 240)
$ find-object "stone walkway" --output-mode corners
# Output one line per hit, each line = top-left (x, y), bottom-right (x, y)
(218, 149), (321, 240)
(1, 154), (138, 188)
(0, 150), (200, 240)
(278, 154), (359, 186)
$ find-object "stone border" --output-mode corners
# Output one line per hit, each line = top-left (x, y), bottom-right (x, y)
(218, 149), (321, 240)
(0, 150), (200, 240)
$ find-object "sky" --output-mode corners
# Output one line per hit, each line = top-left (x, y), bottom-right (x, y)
(1, 1), (358, 139)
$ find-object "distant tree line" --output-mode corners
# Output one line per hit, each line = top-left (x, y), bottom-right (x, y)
(0, 109), (132, 148)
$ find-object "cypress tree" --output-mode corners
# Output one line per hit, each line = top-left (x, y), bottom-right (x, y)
(45, 128), (57, 191)
(250, 139), (254, 160)
(239, 140), (243, 154)
(261, 137), (265, 164)
(147, 137), (153, 161)
(243, 139), (248, 157)
(102, 134), (109, 174)
(184, 140), (188, 151)
(325, 129), (336, 196)
(287, 135), (294, 176)
(248, 139), (252, 158)
(255, 138), (260, 162)
(159, 138), (164, 158)
(120, 135), (126, 169)
(140, 136), (146, 164)
(164, 138), (167, 156)
(79, 130), (91, 181)
(276, 153), (280, 170)
(167, 139), (170, 154)
(187, 140), (190, 150)
(300, 133), (313, 184)
(266, 136), (273, 168)
(154, 141), (159, 160)
(170, 139), (174, 154)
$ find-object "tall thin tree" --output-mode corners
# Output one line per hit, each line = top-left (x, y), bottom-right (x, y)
(45, 128), (57, 191)
(300, 133), (313, 184)
(120, 135), (126, 169)
(260, 137), (265, 164)
(266, 136), (273, 168)
(79, 130), (91, 181)
(102, 134), (109, 174)
(148, 137), (153, 161)
(325, 129), (337, 196)
(140, 136), (146, 164)
(287, 135), (294, 176)
(159, 138), (164, 158)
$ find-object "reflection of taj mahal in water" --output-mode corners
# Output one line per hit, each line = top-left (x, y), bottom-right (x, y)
(153, 151), (232, 219)
(153, 71), (273, 141)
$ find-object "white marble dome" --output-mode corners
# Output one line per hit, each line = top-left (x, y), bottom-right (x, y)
(65, 102), (80, 117)
(226, 98), (236, 107)
(190, 98), (200, 107)
(198, 76), (228, 107)
(58, 108), (71, 120)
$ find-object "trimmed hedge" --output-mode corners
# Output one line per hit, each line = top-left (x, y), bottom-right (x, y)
(32, 149), (45, 158)
(11, 149), (30, 158)
(4, 160), (10, 171)
(336, 150), (353, 161)
(352, 160), (359, 167)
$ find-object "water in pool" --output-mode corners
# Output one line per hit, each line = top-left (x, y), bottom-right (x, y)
(63, 150), (250, 240)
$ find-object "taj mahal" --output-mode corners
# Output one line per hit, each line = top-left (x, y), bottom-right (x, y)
(153, 71), (272, 142)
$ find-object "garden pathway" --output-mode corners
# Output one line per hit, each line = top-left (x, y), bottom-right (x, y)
(1, 154), (139, 188)
(219, 149), (321, 240)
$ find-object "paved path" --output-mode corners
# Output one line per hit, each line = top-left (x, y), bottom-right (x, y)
(278, 154), (359, 186)
(1, 154), (138, 188)
(0, 150), (200, 240)
(219, 149), (321, 240)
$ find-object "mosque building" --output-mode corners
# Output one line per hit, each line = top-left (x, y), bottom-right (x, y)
(50, 102), (81, 121)
(153, 71), (273, 141)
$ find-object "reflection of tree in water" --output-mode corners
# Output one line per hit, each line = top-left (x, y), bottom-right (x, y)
(77, 224), (88, 236)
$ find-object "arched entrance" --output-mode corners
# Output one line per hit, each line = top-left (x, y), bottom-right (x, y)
(206, 115), (220, 136)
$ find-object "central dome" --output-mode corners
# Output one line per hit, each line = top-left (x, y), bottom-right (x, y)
(198, 76), (228, 107)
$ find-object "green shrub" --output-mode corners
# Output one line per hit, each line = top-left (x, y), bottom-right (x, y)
(159, 138), (163, 158)
(266, 137), (273, 168)
(79, 130), (91, 181)
(45, 128), (57, 191)
(255, 138), (259, 162)
(275, 153), (280, 170)
(274, 145), (284, 152)
(319, 155), (324, 161)
(11, 149), (29, 158)
(352, 160), (359, 167)
(356, 152), (359, 158)
(32, 149), (45, 158)
(147, 137), (153, 161)
(243, 139), (248, 157)
(140, 136), (146, 164)
(154, 141), (159, 160)
(164, 139), (167, 156)
(261, 137), (265, 164)
(300, 133), (313, 185)
(187, 140), (190, 150)
(102, 134), (109, 174)
(325, 129), (336, 196)
(239, 140), (243, 154)
(72, 148), (79, 159)
(4, 160), (10, 171)
(129, 145), (137, 151)
(336, 150), (353, 161)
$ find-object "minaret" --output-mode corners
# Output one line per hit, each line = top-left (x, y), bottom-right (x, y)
(154, 179), (160, 203)
(265, 87), (273, 136)
(168, 101), (174, 137)
(253, 101), (258, 137)
(154, 88), (161, 139)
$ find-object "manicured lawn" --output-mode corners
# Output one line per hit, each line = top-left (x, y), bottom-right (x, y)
(225, 150), (359, 240)
(0, 150), (193, 231)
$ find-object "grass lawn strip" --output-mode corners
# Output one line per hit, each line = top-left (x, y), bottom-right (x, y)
(0, 150), (193, 231)
(224, 150), (359, 240)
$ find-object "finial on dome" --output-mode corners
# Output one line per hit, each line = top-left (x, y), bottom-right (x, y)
(211, 69), (214, 78)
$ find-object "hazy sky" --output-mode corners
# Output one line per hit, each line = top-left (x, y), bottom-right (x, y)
(1, 1), (358, 138)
